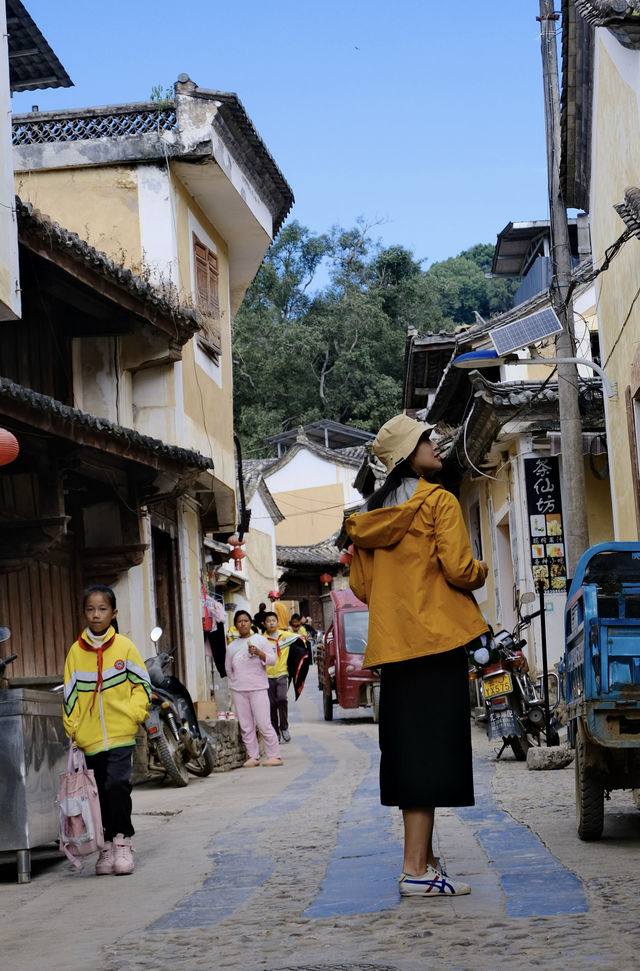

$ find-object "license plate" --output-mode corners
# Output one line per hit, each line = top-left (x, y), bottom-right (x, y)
(483, 672), (513, 699)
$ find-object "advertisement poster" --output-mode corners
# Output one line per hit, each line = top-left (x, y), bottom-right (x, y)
(524, 456), (566, 593)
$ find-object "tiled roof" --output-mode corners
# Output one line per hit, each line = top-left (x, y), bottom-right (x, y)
(277, 535), (341, 568)
(574, 2), (640, 49)
(250, 439), (366, 480)
(0, 376), (213, 472)
(7, 0), (72, 94)
(16, 199), (201, 343)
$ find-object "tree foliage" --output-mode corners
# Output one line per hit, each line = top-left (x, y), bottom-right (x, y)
(232, 221), (518, 455)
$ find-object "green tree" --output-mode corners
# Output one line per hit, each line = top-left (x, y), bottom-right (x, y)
(232, 223), (518, 455)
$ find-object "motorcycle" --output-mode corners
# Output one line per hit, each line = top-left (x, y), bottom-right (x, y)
(144, 627), (216, 787)
(470, 596), (560, 760)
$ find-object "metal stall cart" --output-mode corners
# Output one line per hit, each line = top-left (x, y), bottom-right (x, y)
(0, 688), (68, 882)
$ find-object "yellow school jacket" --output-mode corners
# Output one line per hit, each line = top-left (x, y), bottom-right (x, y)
(345, 478), (488, 667)
(63, 630), (151, 755)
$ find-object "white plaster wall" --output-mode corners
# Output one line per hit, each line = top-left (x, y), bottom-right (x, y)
(208, 127), (273, 237)
(72, 337), (119, 422)
(137, 164), (179, 289)
(0, 6), (20, 321)
(131, 365), (177, 443)
(248, 490), (278, 557)
(242, 492), (278, 613)
(177, 497), (208, 702)
(266, 450), (358, 499)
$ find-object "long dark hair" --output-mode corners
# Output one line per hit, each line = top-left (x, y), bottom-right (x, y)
(366, 460), (418, 511)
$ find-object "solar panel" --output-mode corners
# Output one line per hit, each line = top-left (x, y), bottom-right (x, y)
(489, 308), (563, 356)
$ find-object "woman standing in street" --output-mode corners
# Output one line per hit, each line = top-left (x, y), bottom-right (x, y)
(226, 610), (283, 767)
(346, 414), (488, 898)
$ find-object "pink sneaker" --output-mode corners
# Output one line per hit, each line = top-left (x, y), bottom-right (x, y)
(112, 834), (135, 875)
(95, 841), (114, 875)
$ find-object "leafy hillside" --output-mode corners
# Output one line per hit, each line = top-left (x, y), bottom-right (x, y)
(232, 222), (518, 455)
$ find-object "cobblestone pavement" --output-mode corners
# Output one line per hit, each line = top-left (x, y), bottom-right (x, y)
(3, 668), (640, 970)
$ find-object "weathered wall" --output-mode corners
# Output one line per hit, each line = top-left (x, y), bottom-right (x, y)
(590, 34), (640, 538)
(245, 489), (278, 608)
(14, 165), (143, 269)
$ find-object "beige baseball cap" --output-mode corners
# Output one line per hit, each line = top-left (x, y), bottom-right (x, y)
(372, 414), (436, 473)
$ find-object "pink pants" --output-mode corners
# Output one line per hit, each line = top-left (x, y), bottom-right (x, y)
(232, 688), (281, 760)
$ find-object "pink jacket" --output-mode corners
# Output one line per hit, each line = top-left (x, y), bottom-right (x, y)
(225, 634), (275, 691)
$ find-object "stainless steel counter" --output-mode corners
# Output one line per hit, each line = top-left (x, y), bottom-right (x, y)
(0, 688), (68, 882)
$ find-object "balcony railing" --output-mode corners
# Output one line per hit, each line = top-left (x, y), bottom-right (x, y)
(12, 106), (177, 146)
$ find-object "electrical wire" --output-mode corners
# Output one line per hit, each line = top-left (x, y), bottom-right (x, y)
(603, 282), (640, 371)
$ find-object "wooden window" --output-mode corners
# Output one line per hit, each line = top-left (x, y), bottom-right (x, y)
(193, 233), (222, 361)
(193, 234), (220, 317)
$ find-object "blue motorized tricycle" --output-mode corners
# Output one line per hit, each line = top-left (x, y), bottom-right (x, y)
(564, 542), (640, 840)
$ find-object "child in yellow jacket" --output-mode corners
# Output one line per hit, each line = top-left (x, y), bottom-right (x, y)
(63, 585), (151, 876)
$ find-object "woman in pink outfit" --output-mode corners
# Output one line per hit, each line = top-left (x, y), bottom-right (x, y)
(226, 610), (282, 767)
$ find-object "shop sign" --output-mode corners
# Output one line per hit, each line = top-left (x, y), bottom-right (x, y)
(524, 456), (566, 593)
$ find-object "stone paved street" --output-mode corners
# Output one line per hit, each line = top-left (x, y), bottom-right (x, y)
(3, 668), (640, 971)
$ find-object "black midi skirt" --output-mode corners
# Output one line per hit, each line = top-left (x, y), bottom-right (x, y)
(378, 645), (474, 809)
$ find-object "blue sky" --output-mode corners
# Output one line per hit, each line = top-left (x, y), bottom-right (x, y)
(12, 1), (552, 268)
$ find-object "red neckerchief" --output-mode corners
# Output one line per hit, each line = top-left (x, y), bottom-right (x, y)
(78, 626), (116, 712)
(265, 632), (281, 658)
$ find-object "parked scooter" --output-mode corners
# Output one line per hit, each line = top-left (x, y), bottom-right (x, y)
(470, 596), (560, 760)
(144, 627), (216, 787)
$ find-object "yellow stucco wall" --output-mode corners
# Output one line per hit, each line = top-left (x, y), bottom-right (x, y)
(273, 483), (345, 545)
(14, 166), (143, 269)
(172, 174), (235, 487)
(584, 456), (615, 545)
(591, 41), (640, 537)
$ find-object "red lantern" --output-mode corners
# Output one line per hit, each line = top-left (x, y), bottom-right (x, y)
(230, 546), (245, 566)
(0, 429), (19, 466)
(339, 550), (352, 566)
(319, 572), (332, 587)
(228, 533), (242, 547)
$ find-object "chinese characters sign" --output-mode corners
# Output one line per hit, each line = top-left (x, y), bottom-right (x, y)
(524, 456), (566, 593)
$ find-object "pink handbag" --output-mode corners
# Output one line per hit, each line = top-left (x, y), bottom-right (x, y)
(57, 742), (104, 869)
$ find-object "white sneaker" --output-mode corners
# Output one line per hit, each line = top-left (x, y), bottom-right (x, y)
(112, 834), (135, 875)
(399, 865), (470, 897)
(95, 841), (114, 875)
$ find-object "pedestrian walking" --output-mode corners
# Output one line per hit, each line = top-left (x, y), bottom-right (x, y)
(346, 414), (489, 898)
(226, 610), (283, 767)
(62, 585), (151, 876)
(253, 601), (268, 631)
(268, 590), (290, 631)
(264, 611), (292, 742)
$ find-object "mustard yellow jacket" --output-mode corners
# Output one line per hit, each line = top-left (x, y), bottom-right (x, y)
(345, 478), (488, 667)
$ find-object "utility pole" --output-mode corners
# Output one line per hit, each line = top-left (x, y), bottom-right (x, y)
(538, 0), (589, 576)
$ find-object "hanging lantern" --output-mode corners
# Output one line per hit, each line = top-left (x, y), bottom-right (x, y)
(230, 546), (245, 566)
(0, 429), (19, 467)
(319, 572), (332, 587)
(227, 533), (242, 547)
(339, 550), (352, 566)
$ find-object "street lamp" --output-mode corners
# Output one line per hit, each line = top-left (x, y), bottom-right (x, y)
(452, 349), (616, 399)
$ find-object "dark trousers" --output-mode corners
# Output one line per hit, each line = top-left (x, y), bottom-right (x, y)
(86, 745), (135, 841)
(268, 675), (289, 734)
